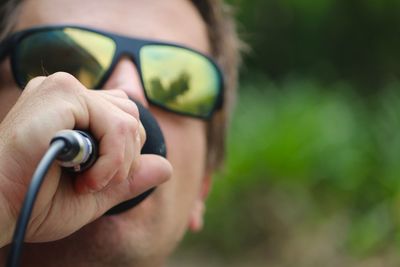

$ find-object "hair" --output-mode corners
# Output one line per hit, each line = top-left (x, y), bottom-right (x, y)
(191, 0), (241, 171)
(0, 1), (20, 40)
(0, 0), (241, 171)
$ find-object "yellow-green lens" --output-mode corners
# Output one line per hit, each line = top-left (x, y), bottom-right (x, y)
(141, 45), (220, 117)
(16, 28), (116, 88)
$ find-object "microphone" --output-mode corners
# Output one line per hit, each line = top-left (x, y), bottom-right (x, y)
(7, 100), (166, 267)
(51, 99), (166, 214)
(106, 99), (166, 215)
(51, 130), (98, 172)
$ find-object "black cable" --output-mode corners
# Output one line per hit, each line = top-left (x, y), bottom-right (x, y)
(6, 139), (66, 267)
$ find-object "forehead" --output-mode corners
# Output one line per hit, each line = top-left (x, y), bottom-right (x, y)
(14, 0), (210, 54)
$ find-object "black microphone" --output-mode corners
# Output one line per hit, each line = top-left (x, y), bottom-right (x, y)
(51, 99), (166, 214)
(8, 100), (166, 267)
(106, 99), (166, 215)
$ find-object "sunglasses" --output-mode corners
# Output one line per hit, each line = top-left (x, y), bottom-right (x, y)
(0, 25), (224, 119)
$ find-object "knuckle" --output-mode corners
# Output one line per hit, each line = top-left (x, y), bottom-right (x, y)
(115, 116), (138, 136)
(109, 90), (139, 119)
(126, 115), (139, 133)
(113, 89), (129, 98)
(47, 71), (76, 82)
(114, 120), (128, 136)
(139, 123), (146, 146)
(24, 76), (46, 91)
(112, 150), (125, 169)
(127, 101), (140, 119)
(44, 72), (82, 92)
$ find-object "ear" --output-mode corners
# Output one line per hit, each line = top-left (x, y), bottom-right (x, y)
(188, 173), (213, 232)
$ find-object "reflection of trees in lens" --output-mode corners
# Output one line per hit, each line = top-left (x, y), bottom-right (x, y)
(195, 101), (212, 115)
(149, 71), (190, 103)
(148, 71), (217, 115)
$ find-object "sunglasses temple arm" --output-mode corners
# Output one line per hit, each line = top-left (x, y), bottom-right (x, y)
(0, 38), (11, 62)
(0, 33), (19, 62)
(0, 45), (6, 62)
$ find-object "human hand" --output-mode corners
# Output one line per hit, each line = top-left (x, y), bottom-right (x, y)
(0, 72), (172, 247)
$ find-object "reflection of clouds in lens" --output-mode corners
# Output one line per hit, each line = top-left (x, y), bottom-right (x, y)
(64, 28), (115, 70)
(63, 29), (115, 87)
(18, 29), (115, 88)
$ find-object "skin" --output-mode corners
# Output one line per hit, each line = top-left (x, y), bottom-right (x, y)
(0, 0), (212, 266)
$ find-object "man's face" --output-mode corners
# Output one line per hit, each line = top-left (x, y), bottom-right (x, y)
(0, 0), (211, 265)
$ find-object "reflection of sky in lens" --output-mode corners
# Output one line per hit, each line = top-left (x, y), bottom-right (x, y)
(141, 46), (219, 104)
(63, 28), (115, 69)
(17, 28), (116, 88)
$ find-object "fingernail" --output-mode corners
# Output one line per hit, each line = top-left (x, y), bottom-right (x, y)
(139, 122), (146, 146)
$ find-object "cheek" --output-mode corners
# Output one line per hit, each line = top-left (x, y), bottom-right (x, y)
(0, 61), (22, 121)
(162, 114), (207, 190)
(153, 109), (207, 228)
(152, 107), (207, 184)
(0, 87), (21, 120)
(166, 123), (207, 180)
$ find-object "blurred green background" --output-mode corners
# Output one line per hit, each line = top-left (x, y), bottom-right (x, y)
(171, 1), (400, 266)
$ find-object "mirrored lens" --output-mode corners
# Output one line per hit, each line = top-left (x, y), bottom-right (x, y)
(140, 45), (221, 118)
(15, 28), (116, 88)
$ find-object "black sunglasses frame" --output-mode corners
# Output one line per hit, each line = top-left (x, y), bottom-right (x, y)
(0, 25), (224, 119)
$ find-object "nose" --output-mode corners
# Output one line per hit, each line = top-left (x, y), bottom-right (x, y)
(102, 57), (148, 106)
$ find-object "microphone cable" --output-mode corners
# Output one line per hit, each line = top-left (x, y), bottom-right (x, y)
(6, 130), (97, 267)
(6, 100), (166, 266)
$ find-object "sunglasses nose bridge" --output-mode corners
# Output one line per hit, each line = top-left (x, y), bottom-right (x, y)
(114, 51), (139, 71)
(102, 52), (148, 106)
(115, 35), (142, 62)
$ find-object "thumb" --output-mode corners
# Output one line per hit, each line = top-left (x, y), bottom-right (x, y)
(94, 155), (172, 214)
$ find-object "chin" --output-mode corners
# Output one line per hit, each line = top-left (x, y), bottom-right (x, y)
(20, 193), (179, 267)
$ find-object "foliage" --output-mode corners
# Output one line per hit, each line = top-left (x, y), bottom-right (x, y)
(228, 0), (400, 90)
(174, 1), (400, 265)
(178, 77), (400, 264)
(148, 72), (190, 103)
